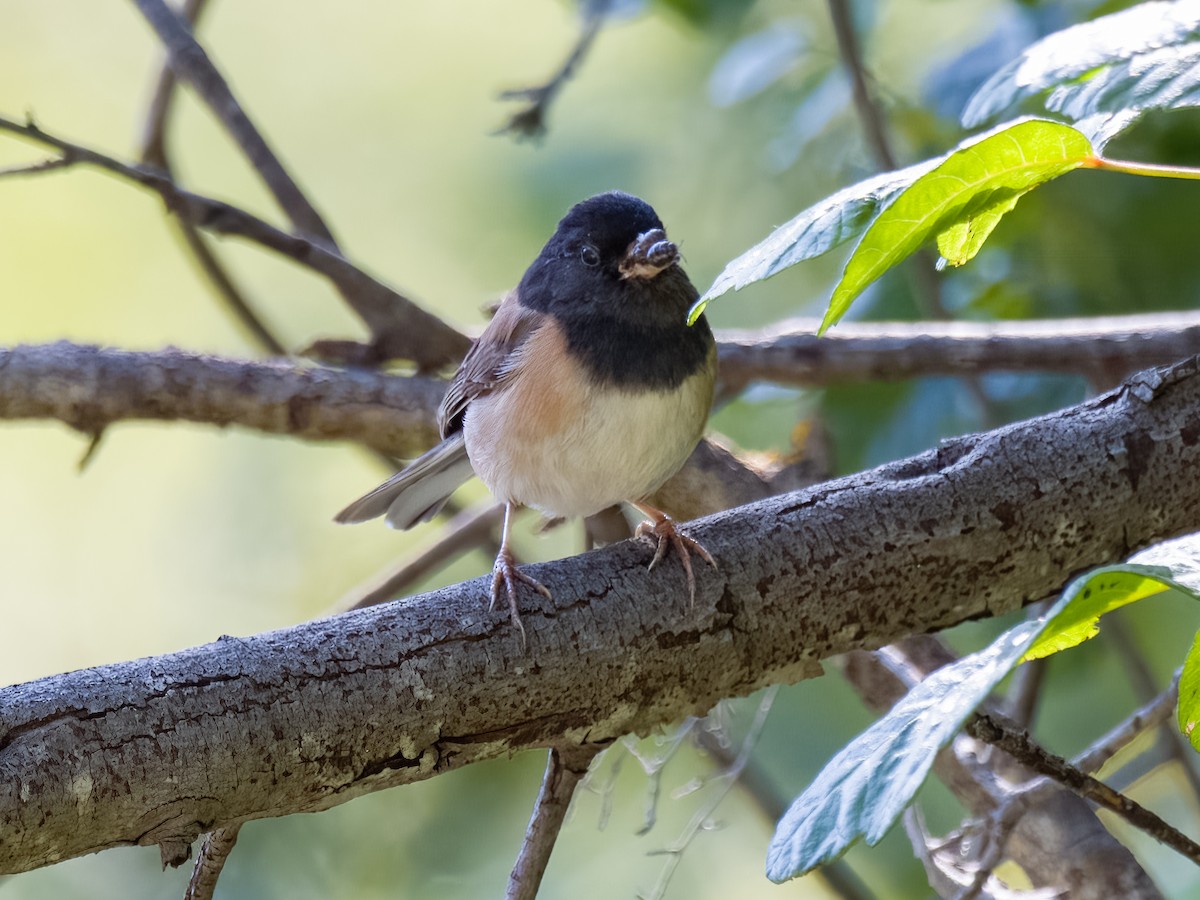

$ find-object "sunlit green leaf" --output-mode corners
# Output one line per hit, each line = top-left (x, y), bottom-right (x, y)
(962, 0), (1200, 127)
(688, 117), (1059, 325)
(821, 120), (1092, 333)
(767, 552), (1199, 883)
(1022, 566), (1174, 661)
(686, 158), (939, 324)
(1179, 630), (1200, 750)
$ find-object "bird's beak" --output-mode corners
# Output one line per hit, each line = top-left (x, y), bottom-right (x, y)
(619, 228), (678, 280)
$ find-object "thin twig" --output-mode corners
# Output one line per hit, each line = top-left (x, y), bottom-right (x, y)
(131, 0), (334, 243)
(0, 114), (469, 369)
(0, 155), (74, 178)
(139, 0), (209, 167)
(137, 0), (287, 357)
(506, 745), (601, 900)
(184, 824), (242, 900)
(622, 720), (698, 837)
(696, 717), (874, 900)
(1072, 671), (1180, 776)
(128, 0), (469, 368)
(497, 0), (611, 139)
(825, 0), (895, 171)
(639, 686), (778, 900)
(967, 713), (1200, 865)
(1105, 619), (1200, 799)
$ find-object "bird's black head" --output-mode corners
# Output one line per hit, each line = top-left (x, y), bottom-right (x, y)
(516, 191), (713, 390)
(518, 191), (698, 325)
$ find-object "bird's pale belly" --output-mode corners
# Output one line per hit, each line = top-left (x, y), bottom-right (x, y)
(463, 340), (712, 520)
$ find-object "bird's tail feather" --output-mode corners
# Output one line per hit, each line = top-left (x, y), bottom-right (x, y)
(334, 433), (474, 529)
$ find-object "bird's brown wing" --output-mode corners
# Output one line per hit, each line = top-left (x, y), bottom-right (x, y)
(437, 292), (545, 438)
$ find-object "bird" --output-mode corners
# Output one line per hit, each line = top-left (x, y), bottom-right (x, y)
(335, 191), (717, 644)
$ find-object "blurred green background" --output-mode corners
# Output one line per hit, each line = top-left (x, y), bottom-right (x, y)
(4, 0), (1200, 897)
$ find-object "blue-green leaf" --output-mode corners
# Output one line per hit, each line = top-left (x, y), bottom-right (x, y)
(962, 0), (1200, 127)
(767, 551), (1200, 883)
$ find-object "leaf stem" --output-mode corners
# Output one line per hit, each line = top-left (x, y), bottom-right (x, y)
(1089, 155), (1200, 181)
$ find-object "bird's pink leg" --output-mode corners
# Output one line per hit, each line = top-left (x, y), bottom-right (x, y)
(629, 501), (717, 606)
(490, 503), (551, 647)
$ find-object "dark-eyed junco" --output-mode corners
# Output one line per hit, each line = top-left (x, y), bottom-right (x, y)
(336, 191), (717, 641)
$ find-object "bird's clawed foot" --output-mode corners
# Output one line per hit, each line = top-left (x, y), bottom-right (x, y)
(633, 505), (717, 606)
(491, 544), (552, 649)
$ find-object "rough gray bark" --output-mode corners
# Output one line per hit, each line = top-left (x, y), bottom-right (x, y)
(2, 356), (1199, 876)
(0, 342), (445, 458)
(719, 311), (1200, 390)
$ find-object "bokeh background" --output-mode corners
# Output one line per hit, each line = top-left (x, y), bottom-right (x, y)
(4, 1), (1200, 897)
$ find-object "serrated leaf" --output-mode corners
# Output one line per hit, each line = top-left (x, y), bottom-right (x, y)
(1179, 630), (1200, 749)
(821, 120), (1092, 332)
(767, 556), (1197, 883)
(766, 614), (1049, 882)
(1021, 565), (1174, 661)
(962, 0), (1200, 127)
(685, 158), (939, 324)
(1048, 40), (1200, 122)
(686, 117), (1053, 325)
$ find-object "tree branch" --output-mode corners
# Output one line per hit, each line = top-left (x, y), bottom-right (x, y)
(0, 114), (470, 369)
(506, 745), (601, 900)
(967, 714), (1200, 865)
(3, 355), (1200, 875)
(130, 0), (335, 243)
(0, 342), (444, 458)
(717, 312), (1200, 393)
(496, 0), (611, 139)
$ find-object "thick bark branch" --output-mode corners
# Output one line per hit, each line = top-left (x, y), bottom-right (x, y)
(0, 343), (444, 458)
(719, 312), (1200, 391)
(8, 315), (1200, 457)
(2, 356), (1199, 875)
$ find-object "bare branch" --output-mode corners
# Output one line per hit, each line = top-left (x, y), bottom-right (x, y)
(1072, 673), (1179, 777)
(967, 714), (1200, 865)
(3, 354), (1200, 875)
(0, 343), (444, 458)
(496, 0), (611, 139)
(127, 0), (470, 367)
(137, 0), (287, 357)
(0, 114), (470, 369)
(184, 825), (241, 900)
(826, 0), (895, 171)
(0, 155), (74, 178)
(140, 0), (209, 169)
(717, 312), (1200, 392)
(506, 745), (601, 900)
(641, 688), (777, 900)
(130, 0), (334, 243)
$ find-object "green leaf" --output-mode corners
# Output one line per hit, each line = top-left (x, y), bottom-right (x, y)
(1021, 565), (1173, 661)
(962, 0), (1200, 128)
(1179, 630), (1200, 750)
(767, 554), (1199, 883)
(821, 120), (1092, 333)
(686, 158), (939, 324)
(686, 117), (1053, 325)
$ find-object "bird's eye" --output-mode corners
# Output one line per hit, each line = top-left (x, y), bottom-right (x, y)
(580, 245), (600, 267)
